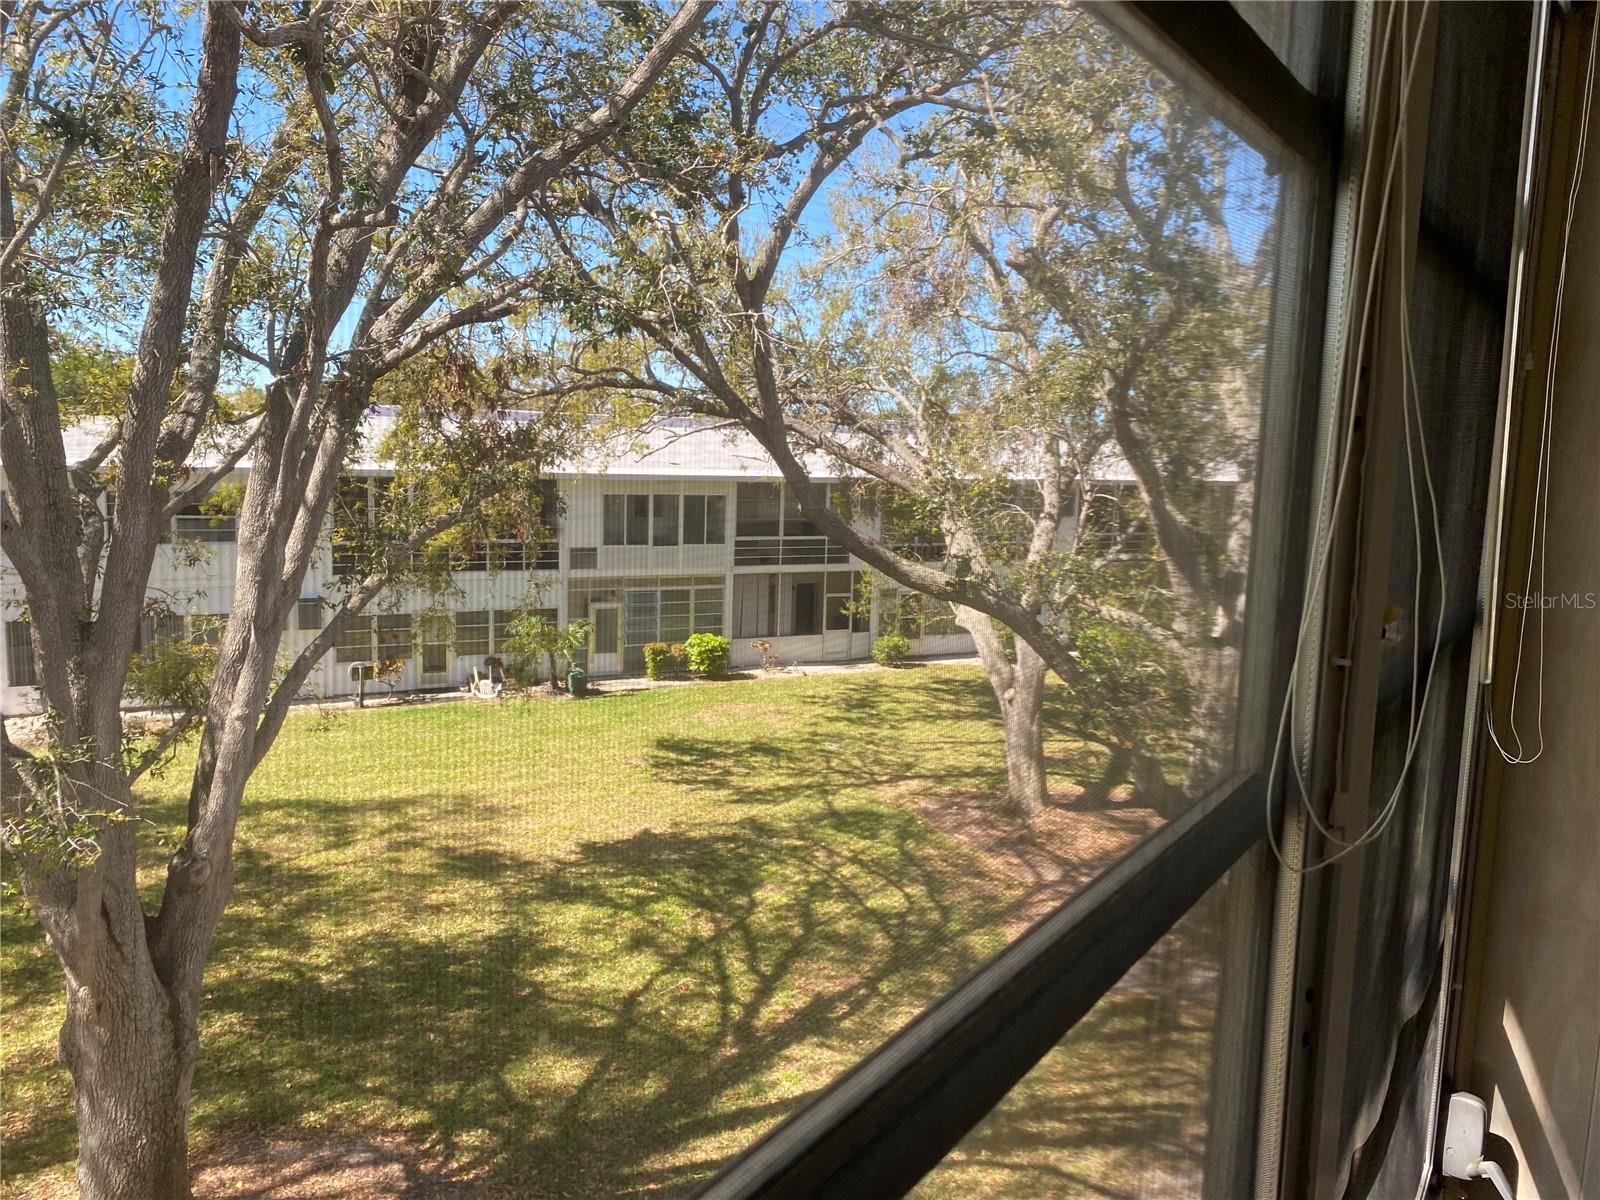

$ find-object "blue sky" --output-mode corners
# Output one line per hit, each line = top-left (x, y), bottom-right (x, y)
(79, 3), (1281, 390)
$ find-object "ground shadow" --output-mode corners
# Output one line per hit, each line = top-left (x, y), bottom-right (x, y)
(2, 665), (1209, 1197)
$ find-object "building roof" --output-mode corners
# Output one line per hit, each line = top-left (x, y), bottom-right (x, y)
(48, 411), (1184, 485)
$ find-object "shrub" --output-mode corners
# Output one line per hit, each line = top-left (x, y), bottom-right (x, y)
(872, 631), (911, 667)
(502, 654), (540, 688)
(374, 656), (406, 696)
(501, 615), (591, 690)
(684, 632), (731, 677)
(668, 642), (687, 671)
(642, 641), (674, 680)
(750, 638), (782, 671)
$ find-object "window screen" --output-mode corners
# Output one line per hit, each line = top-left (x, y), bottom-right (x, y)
(913, 865), (1255, 1200)
(0, 6), (1340, 1200)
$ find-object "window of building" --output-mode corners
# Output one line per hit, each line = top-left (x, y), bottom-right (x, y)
(658, 587), (691, 643)
(783, 484), (823, 538)
(491, 610), (520, 648)
(683, 494), (727, 544)
(187, 614), (226, 645)
(6, 618), (36, 688)
(603, 494), (651, 546)
(137, 611), (184, 650)
(534, 479), (560, 538)
(173, 502), (237, 543)
(296, 598), (325, 631)
(735, 482), (781, 538)
(824, 571), (868, 633)
(335, 616), (373, 664)
(733, 574), (771, 639)
(652, 494), (679, 546)
(734, 482), (847, 565)
(570, 546), (598, 570)
(375, 614), (411, 661)
(923, 600), (961, 636)
(693, 583), (724, 633)
(330, 477), (382, 576)
(455, 609), (490, 655)
(577, 576), (723, 672)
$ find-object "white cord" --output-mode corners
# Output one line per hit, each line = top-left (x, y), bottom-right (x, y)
(1267, 0), (1410, 868)
(1486, 10), (1598, 765)
(1267, 1), (1448, 874)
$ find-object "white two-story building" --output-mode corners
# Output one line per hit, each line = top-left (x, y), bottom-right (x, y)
(7, 416), (1082, 715)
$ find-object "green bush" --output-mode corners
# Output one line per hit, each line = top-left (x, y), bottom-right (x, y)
(872, 631), (911, 667)
(500, 615), (591, 690)
(684, 632), (731, 677)
(502, 654), (540, 687)
(642, 641), (673, 680)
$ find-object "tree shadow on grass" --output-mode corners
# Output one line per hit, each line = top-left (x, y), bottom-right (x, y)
(1, 665), (1203, 1196)
(180, 800), (1018, 1198)
(911, 885), (1229, 1200)
(909, 1001), (1213, 1200)
(641, 667), (1167, 817)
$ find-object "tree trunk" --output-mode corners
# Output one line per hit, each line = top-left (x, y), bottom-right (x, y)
(1181, 640), (1241, 794)
(957, 606), (1051, 817)
(59, 960), (197, 1198)
(997, 692), (1049, 817)
(1079, 741), (1133, 807)
(1130, 746), (1186, 820)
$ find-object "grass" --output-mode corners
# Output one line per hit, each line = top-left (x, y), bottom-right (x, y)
(2, 665), (1213, 1198)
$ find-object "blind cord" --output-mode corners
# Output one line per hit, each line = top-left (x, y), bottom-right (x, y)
(1486, 8), (1598, 765)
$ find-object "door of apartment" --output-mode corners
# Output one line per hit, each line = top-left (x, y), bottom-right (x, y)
(791, 581), (820, 636)
(823, 572), (854, 660)
(419, 615), (451, 687)
(589, 603), (622, 675)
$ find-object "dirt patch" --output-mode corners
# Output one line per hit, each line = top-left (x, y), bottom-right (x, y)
(911, 789), (1164, 929)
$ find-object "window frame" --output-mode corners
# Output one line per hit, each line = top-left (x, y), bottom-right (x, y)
(455, 609), (490, 655)
(374, 614), (412, 661)
(334, 615), (374, 664)
(684, 493), (728, 544)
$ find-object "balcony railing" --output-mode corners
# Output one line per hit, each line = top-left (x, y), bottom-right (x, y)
(734, 536), (849, 566)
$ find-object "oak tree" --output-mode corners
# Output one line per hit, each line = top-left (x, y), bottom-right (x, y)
(0, 2), (709, 1193)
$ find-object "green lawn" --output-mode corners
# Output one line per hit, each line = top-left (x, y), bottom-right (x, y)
(2, 665), (1211, 1198)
